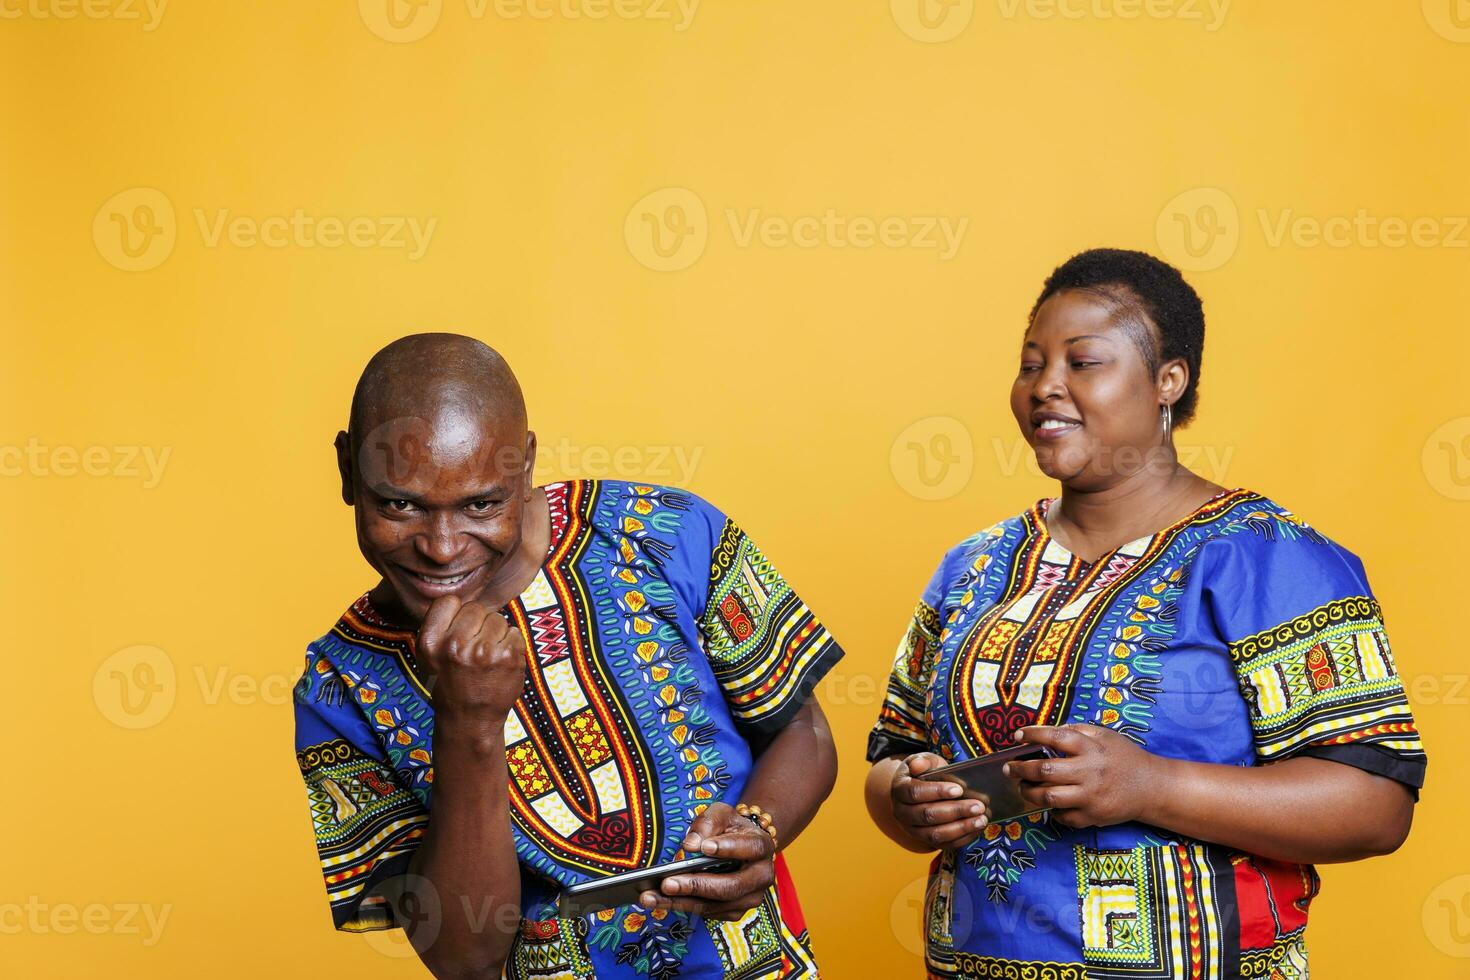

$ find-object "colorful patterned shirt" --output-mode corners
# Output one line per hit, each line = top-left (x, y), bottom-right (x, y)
(868, 488), (1426, 979)
(295, 480), (844, 979)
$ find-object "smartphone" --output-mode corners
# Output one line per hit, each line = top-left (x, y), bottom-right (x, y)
(917, 744), (1050, 824)
(556, 855), (743, 917)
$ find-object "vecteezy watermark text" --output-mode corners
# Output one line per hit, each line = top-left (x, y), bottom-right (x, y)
(0, 439), (170, 488)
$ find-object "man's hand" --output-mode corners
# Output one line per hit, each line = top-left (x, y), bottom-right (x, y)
(636, 803), (776, 921)
(416, 595), (527, 723)
(1008, 724), (1165, 829)
(888, 752), (989, 850)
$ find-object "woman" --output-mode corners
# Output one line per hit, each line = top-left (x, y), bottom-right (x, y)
(865, 249), (1425, 978)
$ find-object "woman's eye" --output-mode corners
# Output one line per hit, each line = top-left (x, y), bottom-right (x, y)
(1018, 364), (1041, 374)
(1071, 361), (1099, 369)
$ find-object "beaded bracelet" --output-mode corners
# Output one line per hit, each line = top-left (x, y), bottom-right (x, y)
(735, 803), (779, 851)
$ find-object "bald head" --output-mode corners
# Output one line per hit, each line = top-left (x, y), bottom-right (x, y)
(348, 333), (526, 453)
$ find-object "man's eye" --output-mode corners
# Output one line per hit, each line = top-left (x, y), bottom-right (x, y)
(385, 499), (416, 513)
(468, 500), (498, 515)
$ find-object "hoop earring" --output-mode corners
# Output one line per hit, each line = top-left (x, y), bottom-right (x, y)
(1160, 403), (1173, 443)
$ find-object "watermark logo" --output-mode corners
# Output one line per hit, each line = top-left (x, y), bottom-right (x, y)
(1423, 0), (1470, 42)
(625, 187), (708, 272)
(1155, 187), (1239, 272)
(92, 188), (437, 271)
(93, 187), (176, 272)
(891, 0), (974, 42)
(1156, 657), (1238, 733)
(0, 898), (171, 946)
(0, 439), (172, 487)
(627, 188), (969, 271)
(891, 416), (974, 501)
(1424, 874), (1470, 957)
(360, 0), (698, 41)
(93, 645), (176, 730)
(0, 0), (168, 30)
(536, 437), (704, 486)
(995, 0), (1229, 31)
(1424, 417), (1470, 502)
(360, 0), (443, 41)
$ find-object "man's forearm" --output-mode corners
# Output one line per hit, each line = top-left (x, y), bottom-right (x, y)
(400, 721), (521, 979)
(736, 700), (837, 850)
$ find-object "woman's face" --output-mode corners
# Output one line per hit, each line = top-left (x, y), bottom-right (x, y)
(1010, 289), (1174, 491)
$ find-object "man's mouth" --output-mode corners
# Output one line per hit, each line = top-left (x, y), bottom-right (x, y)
(397, 563), (487, 598)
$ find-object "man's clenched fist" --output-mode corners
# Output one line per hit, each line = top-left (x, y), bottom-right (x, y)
(416, 595), (528, 722)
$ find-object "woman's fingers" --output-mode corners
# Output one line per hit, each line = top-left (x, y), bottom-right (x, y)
(902, 752), (951, 776)
(1016, 725), (1093, 756)
(1018, 781), (1088, 811)
(920, 814), (989, 847)
(1004, 756), (1081, 784)
(893, 772), (965, 805)
(895, 799), (985, 828)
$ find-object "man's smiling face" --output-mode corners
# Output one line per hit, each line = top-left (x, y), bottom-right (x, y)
(335, 333), (537, 626)
(344, 406), (535, 624)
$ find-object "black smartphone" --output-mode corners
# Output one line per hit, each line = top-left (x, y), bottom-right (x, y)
(556, 855), (743, 917)
(917, 744), (1050, 824)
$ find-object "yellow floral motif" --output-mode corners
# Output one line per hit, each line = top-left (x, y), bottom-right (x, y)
(622, 912), (646, 932)
(633, 618), (653, 635)
(625, 591), (646, 612)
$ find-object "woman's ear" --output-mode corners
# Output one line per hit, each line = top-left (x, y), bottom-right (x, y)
(1158, 359), (1190, 408)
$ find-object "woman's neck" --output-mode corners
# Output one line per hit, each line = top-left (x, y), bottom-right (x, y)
(1049, 465), (1224, 562)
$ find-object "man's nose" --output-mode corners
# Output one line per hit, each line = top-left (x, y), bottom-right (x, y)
(414, 513), (465, 566)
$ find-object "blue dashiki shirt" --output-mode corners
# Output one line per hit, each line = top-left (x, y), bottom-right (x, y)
(295, 480), (843, 979)
(868, 488), (1426, 980)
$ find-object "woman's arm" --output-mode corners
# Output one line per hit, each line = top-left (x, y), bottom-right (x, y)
(1010, 724), (1415, 864)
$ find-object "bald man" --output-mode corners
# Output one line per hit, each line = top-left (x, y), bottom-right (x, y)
(293, 334), (843, 979)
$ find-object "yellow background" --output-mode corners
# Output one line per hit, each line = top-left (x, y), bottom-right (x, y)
(5, 1), (1469, 976)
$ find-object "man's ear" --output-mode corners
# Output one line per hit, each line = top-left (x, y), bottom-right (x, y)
(334, 430), (355, 505)
(523, 430), (538, 500)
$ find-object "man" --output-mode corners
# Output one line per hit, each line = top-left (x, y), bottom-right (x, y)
(293, 334), (843, 979)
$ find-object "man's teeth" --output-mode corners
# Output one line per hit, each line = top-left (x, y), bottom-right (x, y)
(413, 571), (470, 585)
(1038, 419), (1078, 431)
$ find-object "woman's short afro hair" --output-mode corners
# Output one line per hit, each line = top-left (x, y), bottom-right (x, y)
(1029, 248), (1206, 428)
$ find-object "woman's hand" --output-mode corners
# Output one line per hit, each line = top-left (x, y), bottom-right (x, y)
(1007, 724), (1169, 829)
(889, 752), (989, 850)
(636, 803), (776, 921)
